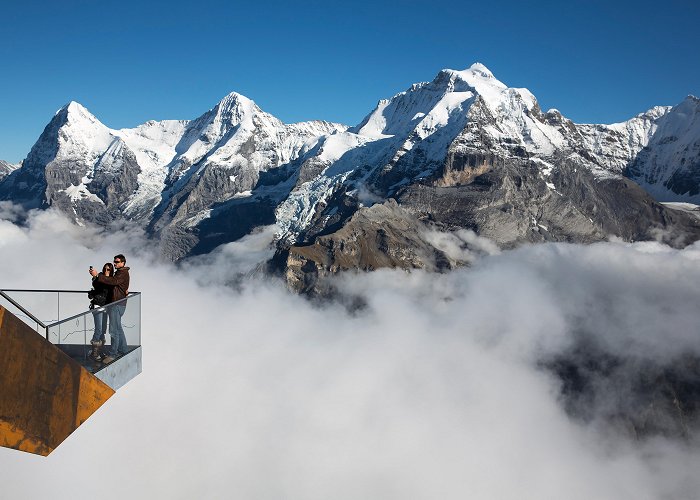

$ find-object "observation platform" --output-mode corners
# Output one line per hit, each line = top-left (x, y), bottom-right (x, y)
(0, 289), (142, 456)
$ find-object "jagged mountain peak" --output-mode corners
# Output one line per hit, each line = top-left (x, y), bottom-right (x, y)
(208, 91), (268, 125)
(51, 101), (114, 159)
(56, 101), (103, 125)
(676, 95), (700, 114)
(51, 101), (113, 148)
(7, 99), (115, 171)
(181, 90), (282, 147)
(467, 61), (494, 77)
(657, 96), (700, 133)
(352, 62), (536, 140)
(436, 62), (503, 85)
(431, 63), (508, 96)
(634, 105), (672, 122)
(215, 91), (255, 111)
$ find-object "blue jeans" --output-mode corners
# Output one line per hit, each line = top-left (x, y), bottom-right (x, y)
(91, 309), (108, 343)
(107, 304), (128, 357)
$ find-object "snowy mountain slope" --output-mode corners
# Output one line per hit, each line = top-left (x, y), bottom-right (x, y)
(277, 64), (543, 237)
(115, 119), (189, 219)
(626, 96), (700, 203)
(276, 63), (675, 241)
(275, 65), (700, 249)
(0, 160), (18, 181)
(144, 92), (347, 258)
(0, 102), (153, 224)
(575, 106), (670, 173)
(153, 93), (343, 218)
(0, 102), (119, 214)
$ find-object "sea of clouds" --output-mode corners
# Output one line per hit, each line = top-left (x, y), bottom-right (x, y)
(1, 203), (699, 500)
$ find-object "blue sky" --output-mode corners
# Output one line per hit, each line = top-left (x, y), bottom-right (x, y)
(1, 0), (698, 163)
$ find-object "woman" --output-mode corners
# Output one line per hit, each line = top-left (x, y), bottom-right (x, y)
(89, 262), (114, 360)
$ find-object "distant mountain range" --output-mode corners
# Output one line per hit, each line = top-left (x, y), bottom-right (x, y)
(1, 63), (698, 292)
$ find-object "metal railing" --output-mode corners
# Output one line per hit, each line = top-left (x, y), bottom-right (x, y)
(0, 289), (141, 348)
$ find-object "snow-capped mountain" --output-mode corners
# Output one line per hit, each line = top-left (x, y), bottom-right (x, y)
(145, 92), (346, 258)
(276, 64), (695, 240)
(273, 64), (700, 292)
(0, 160), (18, 181)
(0, 63), (698, 277)
(625, 96), (700, 203)
(0, 94), (345, 244)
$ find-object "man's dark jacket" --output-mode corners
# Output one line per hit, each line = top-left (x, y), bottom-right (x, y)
(96, 267), (130, 302)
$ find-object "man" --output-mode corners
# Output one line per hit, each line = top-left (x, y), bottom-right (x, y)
(90, 254), (130, 364)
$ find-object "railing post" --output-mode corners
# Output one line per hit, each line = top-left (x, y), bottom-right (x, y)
(83, 314), (87, 360)
(57, 292), (60, 345)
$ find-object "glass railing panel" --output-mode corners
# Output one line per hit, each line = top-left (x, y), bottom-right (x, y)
(120, 293), (141, 348)
(2, 290), (141, 376)
(1, 290), (57, 326)
(57, 291), (95, 324)
(46, 309), (92, 346)
(45, 293), (141, 348)
(0, 290), (93, 330)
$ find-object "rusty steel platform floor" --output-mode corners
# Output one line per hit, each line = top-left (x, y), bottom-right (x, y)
(56, 344), (140, 374)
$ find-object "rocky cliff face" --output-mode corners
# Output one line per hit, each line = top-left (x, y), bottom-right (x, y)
(282, 155), (699, 294)
(1, 63), (699, 278)
(282, 199), (455, 295)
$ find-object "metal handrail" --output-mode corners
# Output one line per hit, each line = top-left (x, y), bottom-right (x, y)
(0, 289), (90, 294)
(45, 292), (141, 328)
(0, 290), (48, 329)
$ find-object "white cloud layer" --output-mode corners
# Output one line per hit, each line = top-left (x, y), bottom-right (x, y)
(1, 206), (700, 500)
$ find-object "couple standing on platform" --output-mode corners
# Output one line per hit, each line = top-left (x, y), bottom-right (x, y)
(88, 254), (130, 365)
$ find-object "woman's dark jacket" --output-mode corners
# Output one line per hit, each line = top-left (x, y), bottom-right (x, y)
(89, 276), (113, 308)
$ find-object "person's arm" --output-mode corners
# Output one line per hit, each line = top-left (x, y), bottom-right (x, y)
(95, 272), (128, 287)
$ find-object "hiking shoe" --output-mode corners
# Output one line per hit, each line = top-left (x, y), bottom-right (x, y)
(90, 339), (104, 347)
(102, 356), (116, 364)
